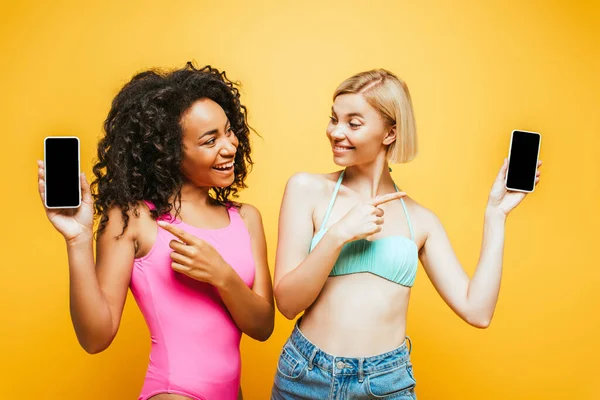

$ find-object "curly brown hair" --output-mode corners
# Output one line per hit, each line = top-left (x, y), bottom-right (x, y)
(91, 62), (254, 238)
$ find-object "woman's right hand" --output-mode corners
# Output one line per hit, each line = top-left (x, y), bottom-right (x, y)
(37, 160), (94, 243)
(330, 191), (406, 244)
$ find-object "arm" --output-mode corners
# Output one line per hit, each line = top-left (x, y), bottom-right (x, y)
(216, 204), (275, 341)
(418, 207), (506, 328)
(38, 162), (134, 353)
(419, 159), (542, 328)
(272, 173), (345, 320)
(158, 204), (275, 341)
(68, 207), (136, 352)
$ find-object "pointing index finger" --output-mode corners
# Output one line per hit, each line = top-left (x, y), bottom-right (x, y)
(157, 220), (195, 245)
(368, 191), (406, 207)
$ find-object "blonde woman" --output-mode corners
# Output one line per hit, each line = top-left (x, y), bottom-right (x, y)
(270, 69), (542, 399)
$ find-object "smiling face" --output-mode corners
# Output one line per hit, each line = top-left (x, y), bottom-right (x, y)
(179, 98), (239, 188)
(326, 93), (396, 167)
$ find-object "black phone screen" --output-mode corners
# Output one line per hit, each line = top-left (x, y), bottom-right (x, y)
(506, 131), (540, 192)
(45, 137), (80, 208)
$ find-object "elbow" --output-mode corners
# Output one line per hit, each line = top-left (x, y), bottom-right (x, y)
(256, 333), (271, 342)
(71, 309), (117, 354)
(472, 319), (491, 329)
(275, 301), (299, 321)
(466, 314), (492, 329)
(84, 347), (105, 355)
(462, 302), (494, 329)
(80, 340), (109, 355)
(247, 304), (276, 342)
(256, 314), (276, 342)
(254, 325), (275, 342)
(281, 308), (299, 321)
(77, 332), (114, 355)
(274, 285), (300, 321)
(274, 298), (300, 321)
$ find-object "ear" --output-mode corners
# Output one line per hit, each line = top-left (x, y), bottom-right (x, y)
(382, 125), (397, 146)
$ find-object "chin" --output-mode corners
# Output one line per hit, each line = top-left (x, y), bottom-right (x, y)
(220, 175), (236, 187)
(332, 155), (353, 167)
(198, 176), (235, 189)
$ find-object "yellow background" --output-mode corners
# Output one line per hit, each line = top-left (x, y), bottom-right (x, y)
(1, 0), (598, 399)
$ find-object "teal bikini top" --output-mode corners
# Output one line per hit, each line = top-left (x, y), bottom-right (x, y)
(309, 170), (418, 287)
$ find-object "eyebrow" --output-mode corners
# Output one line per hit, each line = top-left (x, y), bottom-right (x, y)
(331, 107), (364, 119)
(198, 120), (230, 140)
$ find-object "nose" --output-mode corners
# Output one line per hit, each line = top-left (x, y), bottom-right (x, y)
(220, 135), (237, 156)
(329, 126), (346, 141)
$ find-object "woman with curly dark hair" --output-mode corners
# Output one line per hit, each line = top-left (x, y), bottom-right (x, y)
(37, 62), (274, 400)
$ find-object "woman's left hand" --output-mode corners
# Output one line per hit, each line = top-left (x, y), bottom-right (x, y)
(157, 220), (233, 287)
(487, 158), (542, 216)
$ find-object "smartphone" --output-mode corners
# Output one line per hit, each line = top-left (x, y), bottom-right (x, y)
(505, 130), (541, 193)
(44, 136), (81, 208)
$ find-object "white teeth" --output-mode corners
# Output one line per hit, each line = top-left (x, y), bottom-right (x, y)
(213, 162), (234, 170)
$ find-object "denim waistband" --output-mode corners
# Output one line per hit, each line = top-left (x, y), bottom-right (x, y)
(288, 318), (412, 377)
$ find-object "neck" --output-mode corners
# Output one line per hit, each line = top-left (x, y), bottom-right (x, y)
(343, 155), (394, 198)
(177, 182), (213, 207)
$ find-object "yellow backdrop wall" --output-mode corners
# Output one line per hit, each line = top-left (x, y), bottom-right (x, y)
(1, 0), (598, 398)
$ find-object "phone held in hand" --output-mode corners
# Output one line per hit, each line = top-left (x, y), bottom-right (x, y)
(505, 130), (541, 193)
(44, 136), (81, 209)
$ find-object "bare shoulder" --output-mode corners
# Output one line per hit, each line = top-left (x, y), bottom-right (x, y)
(285, 171), (340, 197)
(286, 172), (326, 192)
(99, 202), (153, 241)
(401, 196), (442, 234)
(238, 203), (266, 242)
(239, 203), (262, 223)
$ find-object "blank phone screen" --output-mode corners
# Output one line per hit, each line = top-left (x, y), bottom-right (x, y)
(506, 131), (540, 192)
(45, 137), (80, 207)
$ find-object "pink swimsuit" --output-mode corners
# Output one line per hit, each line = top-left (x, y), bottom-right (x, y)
(130, 202), (255, 400)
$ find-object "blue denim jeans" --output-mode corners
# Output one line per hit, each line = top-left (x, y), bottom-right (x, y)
(271, 319), (417, 399)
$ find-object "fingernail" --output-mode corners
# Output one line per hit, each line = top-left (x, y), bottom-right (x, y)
(157, 221), (167, 227)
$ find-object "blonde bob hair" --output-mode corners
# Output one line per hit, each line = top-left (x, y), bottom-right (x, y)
(333, 69), (417, 163)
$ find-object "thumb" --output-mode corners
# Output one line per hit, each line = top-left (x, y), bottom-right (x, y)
(496, 158), (508, 182)
(80, 172), (93, 204)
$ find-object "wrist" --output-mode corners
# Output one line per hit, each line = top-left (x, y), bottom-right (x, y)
(66, 232), (93, 248)
(485, 205), (507, 223)
(325, 225), (349, 248)
(214, 262), (236, 290)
